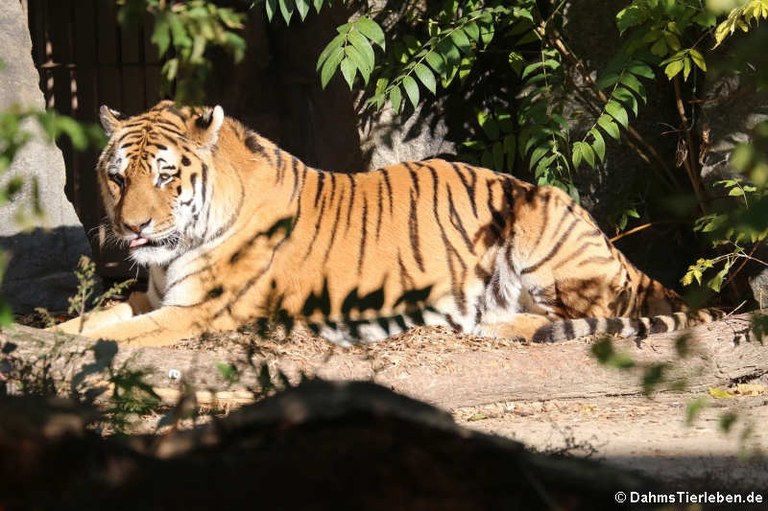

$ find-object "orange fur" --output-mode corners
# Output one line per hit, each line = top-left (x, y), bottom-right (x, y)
(52, 101), (721, 346)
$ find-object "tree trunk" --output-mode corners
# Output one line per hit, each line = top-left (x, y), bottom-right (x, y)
(1, 314), (763, 409)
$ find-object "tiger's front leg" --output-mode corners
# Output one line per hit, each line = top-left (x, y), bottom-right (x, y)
(82, 303), (235, 347)
(50, 291), (154, 336)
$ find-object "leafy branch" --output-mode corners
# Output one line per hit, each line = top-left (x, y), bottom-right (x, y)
(713, 0), (768, 47)
(118, 0), (246, 103)
(316, 17), (385, 89)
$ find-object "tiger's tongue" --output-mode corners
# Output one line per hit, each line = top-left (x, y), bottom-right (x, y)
(129, 237), (149, 248)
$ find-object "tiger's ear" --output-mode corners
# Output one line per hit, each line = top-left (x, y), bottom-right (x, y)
(193, 105), (225, 149)
(99, 105), (124, 137)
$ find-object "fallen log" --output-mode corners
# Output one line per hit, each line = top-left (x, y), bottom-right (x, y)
(0, 380), (654, 511)
(1, 314), (765, 409)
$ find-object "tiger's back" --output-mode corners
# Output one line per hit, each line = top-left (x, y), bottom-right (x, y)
(54, 101), (721, 346)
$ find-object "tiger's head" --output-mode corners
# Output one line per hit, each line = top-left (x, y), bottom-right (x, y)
(97, 100), (225, 266)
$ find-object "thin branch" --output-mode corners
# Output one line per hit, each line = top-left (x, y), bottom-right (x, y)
(543, 28), (683, 191)
(672, 75), (706, 213)
(609, 220), (687, 243)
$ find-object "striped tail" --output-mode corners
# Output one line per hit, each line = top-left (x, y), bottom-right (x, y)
(532, 309), (725, 343)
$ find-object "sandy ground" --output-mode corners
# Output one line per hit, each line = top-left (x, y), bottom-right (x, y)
(22, 310), (768, 495)
(453, 393), (768, 493)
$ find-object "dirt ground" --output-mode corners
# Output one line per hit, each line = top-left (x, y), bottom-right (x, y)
(16, 311), (768, 494)
(453, 393), (768, 492)
(172, 322), (768, 494)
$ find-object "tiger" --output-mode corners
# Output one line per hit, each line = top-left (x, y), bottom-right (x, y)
(51, 100), (722, 347)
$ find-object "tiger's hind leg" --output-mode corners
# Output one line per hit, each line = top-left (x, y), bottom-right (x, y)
(474, 313), (553, 342)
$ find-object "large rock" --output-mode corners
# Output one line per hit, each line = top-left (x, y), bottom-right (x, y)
(0, 1), (91, 313)
(359, 104), (456, 170)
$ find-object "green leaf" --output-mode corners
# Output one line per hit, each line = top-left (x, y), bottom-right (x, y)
(597, 114), (620, 140)
(319, 46), (344, 88)
(151, 16), (171, 56)
(605, 101), (629, 128)
(339, 56), (356, 89)
(463, 21), (480, 42)
(595, 72), (619, 90)
(413, 62), (436, 94)
(708, 263), (732, 292)
(449, 28), (472, 54)
(265, 0), (277, 21)
(216, 362), (239, 384)
(664, 59), (684, 80)
(503, 134), (516, 155)
(492, 141), (504, 170)
(613, 86), (639, 115)
(479, 20), (495, 45)
(522, 59), (560, 80)
(345, 46), (370, 84)
(458, 56), (473, 81)
(317, 33), (345, 71)
(508, 51), (524, 75)
(313, 0), (325, 13)
(389, 85), (403, 113)
(589, 128), (606, 162)
(167, 15), (192, 49)
(627, 61), (654, 79)
(479, 113), (500, 140)
(402, 75), (420, 108)
(689, 49), (707, 71)
(296, 0), (310, 20)
(0, 300), (12, 326)
(709, 387), (734, 399)
(56, 116), (88, 150)
(336, 22), (351, 35)
(572, 142), (584, 168)
(163, 58), (179, 81)
(481, 148), (494, 169)
(437, 36), (461, 66)
(279, 0), (295, 24)
(650, 37), (667, 56)
(425, 51), (446, 75)
(356, 17), (385, 49)
(616, 4), (648, 34)
(573, 141), (595, 168)
(619, 72), (644, 96)
(685, 397), (708, 426)
(348, 31), (375, 72)
(529, 145), (550, 168)
(665, 32), (681, 52)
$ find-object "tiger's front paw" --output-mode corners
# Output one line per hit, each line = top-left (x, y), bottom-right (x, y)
(46, 316), (85, 335)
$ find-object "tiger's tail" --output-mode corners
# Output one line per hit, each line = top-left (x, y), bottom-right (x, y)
(532, 309), (725, 343)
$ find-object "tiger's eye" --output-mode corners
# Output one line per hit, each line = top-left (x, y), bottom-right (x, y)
(110, 173), (125, 188)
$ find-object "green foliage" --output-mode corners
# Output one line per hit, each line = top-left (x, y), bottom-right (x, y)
(0, 336), (163, 433)
(303, 0), (720, 201)
(67, 256), (136, 334)
(517, 47), (574, 194)
(591, 337), (636, 369)
(712, 0), (768, 47)
(262, 0), (329, 24)
(615, 0), (716, 79)
(0, 91), (103, 326)
(316, 17), (385, 89)
(118, 0), (246, 103)
(104, 358), (162, 433)
(752, 312), (768, 342)
(683, 121), (768, 292)
(685, 396), (708, 425)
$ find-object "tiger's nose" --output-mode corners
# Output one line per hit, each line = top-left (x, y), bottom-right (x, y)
(123, 219), (151, 234)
